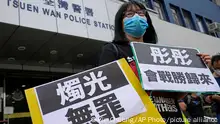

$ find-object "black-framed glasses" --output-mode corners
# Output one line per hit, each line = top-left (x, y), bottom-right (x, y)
(124, 10), (147, 18)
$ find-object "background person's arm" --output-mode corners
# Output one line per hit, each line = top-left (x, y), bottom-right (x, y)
(197, 53), (212, 68)
(211, 95), (220, 103)
(178, 95), (188, 111)
(179, 101), (187, 111)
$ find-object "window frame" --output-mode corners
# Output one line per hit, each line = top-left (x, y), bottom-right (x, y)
(153, 0), (167, 21)
(195, 15), (206, 33)
(182, 9), (195, 30)
(204, 18), (219, 37)
(170, 4), (183, 26)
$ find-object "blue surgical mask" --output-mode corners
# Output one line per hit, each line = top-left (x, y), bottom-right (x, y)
(123, 14), (149, 38)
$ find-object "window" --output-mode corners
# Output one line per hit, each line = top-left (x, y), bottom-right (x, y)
(145, 0), (151, 8)
(196, 15), (205, 33)
(170, 5), (183, 26)
(205, 18), (218, 37)
(205, 18), (212, 31)
(210, 0), (220, 6)
(130, 0), (151, 8)
(153, 0), (166, 20)
(182, 9), (194, 30)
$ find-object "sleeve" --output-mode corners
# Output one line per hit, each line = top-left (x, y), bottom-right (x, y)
(178, 95), (188, 105)
(182, 95), (188, 104)
(202, 94), (213, 104)
(98, 43), (118, 66)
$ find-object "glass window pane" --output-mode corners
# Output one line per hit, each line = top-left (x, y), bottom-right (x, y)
(182, 10), (194, 29)
(145, 0), (151, 8)
(196, 16), (205, 33)
(153, 0), (165, 20)
(205, 19), (217, 37)
(170, 7), (181, 25)
(132, 0), (151, 8)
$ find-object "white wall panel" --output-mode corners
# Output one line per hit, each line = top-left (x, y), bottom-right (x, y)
(0, 0), (19, 25)
(55, 0), (88, 38)
(1, 0), (219, 56)
(19, 0), (57, 32)
(83, 0), (113, 41)
(105, 0), (123, 41)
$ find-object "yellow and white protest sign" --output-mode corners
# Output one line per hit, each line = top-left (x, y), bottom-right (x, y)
(25, 59), (165, 124)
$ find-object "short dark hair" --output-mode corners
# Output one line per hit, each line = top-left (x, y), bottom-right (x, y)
(113, 1), (157, 44)
(211, 53), (220, 66)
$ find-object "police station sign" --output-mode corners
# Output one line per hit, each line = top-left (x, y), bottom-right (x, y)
(5, 0), (116, 41)
(25, 59), (165, 124)
(131, 42), (220, 93)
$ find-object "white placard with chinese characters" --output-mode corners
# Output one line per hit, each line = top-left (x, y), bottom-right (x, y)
(33, 61), (146, 124)
(131, 42), (220, 93)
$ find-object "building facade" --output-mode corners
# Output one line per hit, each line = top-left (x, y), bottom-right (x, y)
(145, 0), (220, 37)
(0, 0), (220, 123)
(135, 0), (220, 55)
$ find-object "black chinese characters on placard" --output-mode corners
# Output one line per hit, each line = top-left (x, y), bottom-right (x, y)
(36, 62), (129, 123)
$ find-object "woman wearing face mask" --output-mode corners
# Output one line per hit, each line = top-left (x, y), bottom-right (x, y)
(98, 1), (211, 123)
(99, 1), (157, 78)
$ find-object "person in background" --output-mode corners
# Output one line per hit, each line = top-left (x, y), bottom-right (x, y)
(211, 53), (220, 86)
(98, 0), (185, 98)
(179, 93), (205, 124)
(204, 53), (220, 124)
(98, 1), (157, 69)
(98, 1), (212, 123)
